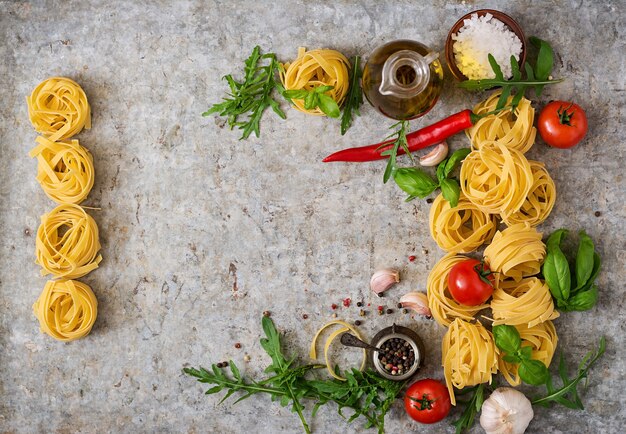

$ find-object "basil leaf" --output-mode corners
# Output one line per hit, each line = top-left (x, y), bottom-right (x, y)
(503, 354), (522, 364)
(440, 178), (461, 207)
(493, 325), (521, 355)
(444, 148), (471, 178)
(519, 359), (550, 385)
(575, 231), (595, 290)
(283, 89), (309, 99)
(520, 346), (533, 361)
(314, 85), (334, 94)
(530, 36), (554, 81)
(317, 94), (340, 118)
(436, 160), (447, 184)
(392, 168), (438, 198)
(565, 286), (598, 312)
(543, 248), (572, 302)
(546, 229), (568, 251)
(304, 92), (317, 110)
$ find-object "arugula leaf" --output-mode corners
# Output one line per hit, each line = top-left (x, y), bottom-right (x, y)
(381, 121), (409, 183)
(452, 384), (485, 434)
(458, 37), (563, 110)
(341, 56), (364, 135)
(204, 46), (286, 139)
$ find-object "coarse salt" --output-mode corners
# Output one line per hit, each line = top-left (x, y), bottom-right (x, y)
(452, 13), (522, 80)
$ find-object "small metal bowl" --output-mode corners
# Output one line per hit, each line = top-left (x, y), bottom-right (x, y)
(370, 324), (425, 381)
(445, 9), (527, 81)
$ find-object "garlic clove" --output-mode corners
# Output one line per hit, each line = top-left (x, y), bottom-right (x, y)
(399, 292), (432, 318)
(419, 142), (449, 166)
(480, 387), (534, 434)
(370, 269), (400, 295)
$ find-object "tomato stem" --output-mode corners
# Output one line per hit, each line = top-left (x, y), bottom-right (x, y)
(409, 393), (436, 411)
(557, 103), (575, 126)
(473, 261), (495, 287)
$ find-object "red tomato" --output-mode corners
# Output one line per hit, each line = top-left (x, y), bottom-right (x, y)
(538, 101), (588, 149)
(404, 379), (451, 424)
(448, 259), (494, 306)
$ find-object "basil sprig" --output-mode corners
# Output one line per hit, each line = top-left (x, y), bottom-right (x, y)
(392, 148), (471, 207)
(542, 230), (601, 312)
(493, 325), (549, 385)
(283, 85), (341, 118)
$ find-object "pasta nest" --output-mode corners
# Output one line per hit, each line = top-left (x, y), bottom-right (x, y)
(442, 318), (498, 405)
(467, 91), (536, 154)
(460, 141), (533, 215)
(35, 204), (102, 279)
(281, 48), (350, 116)
(502, 160), (556, 227)
(29, 136), (95, 205)
(491, 277), (560, 327)
(483, 223), (546, 281)
(27, 77), (91, 141)
(429, 192), (498, 253)
(497, 320), (558, 386)
(33, 279), (98, 341)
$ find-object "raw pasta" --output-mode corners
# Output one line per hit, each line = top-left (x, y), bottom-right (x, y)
(502, 160), (556, 227)
(29, 136), (95, 204)
(460, 141), (533, 215)
(281, 48), (350, 116)
(27, 77), (91, 141)
(442, 319), (498, 405)
(310, 320), (366, 381)
(483, 223), (545, 281)
(467, 91), (536, 153)
(33, 279), (98, 341)
(491, 277), (559, 327)
(429, 192), (498, 253)
(35, 204), (102, 279)
(427, 253), (489, 327)
(498, 320), (558, 386)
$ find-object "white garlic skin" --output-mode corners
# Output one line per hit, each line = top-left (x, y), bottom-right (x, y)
(419, 142), (449, 166)
(480, 388), (534, 434)
(370, 268), (400, 295)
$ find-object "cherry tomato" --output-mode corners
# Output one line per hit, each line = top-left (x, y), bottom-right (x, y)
(538, 101), (588, 149)
(404, 379), (451, 424)
(448, 259), (494, 306)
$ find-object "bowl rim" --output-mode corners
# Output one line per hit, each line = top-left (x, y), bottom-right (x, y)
(445, 9), (527, 81)
(372, 332), (421, 381)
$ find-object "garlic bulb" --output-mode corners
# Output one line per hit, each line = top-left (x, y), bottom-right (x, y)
(399, 292), (431, 318)
(480, 388), (534, 434)
(370, 269), (400, 295)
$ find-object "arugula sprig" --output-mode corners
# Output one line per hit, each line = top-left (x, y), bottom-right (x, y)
(380, 121), (411, 183)
(392, 148), (471, 206)
(542, 230), (601, 311)
(283, 85), (341, 118)
(458, 37), (564, 110)
(203, 46), (286, 139)
(341, 56), (364, 135)
(184, 316), (406, 434)
(451, 383), (486, 434)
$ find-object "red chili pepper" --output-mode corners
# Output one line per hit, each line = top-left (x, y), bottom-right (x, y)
(323, 110), (479, 163)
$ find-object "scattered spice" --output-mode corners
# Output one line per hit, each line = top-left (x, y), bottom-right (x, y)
(356, 301), (363, 307)
(386, 308), (393, 314)
(359, 309), (366, 317)
(423, 249), (429, 255)
(331, 303), (338, 310)
(244, 354), (251, 362)
(426, 198), (434, 204)
(354, 320), (362, 326)
(331, 313), (337, 318)
(263, 310), (271, 317)
(377, 337), (415, 376)
(397, 303), (403, 309)
(343, 298), (352, 308)
(402, 309), (409, 314)
(222, 361), (229, 367)
(235, 342), (242, 349)
(594, 211), (601, 217)
(302, 314), (309, 319)
(409, 255), (416, 262)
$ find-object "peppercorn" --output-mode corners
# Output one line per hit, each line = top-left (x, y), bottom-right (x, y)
(377, 309), (383, 316)
(595, 211), (601, 217)
(222, 361), (229, 367)
(402, 308), (408, 314)
(302, 314), (308, 319)
(234, 342), (242, 349)
(354, 320), (362, 326)
(397, 303), (403, 309)
(359, 309), (366, 317)
(216, 362), (223, 368)
(244, 355), (251, 362)
(263, 310), (271, 317)
(356, 301), (363, 307)
(386, 308), (393, 314)
(426, 198), (433, 204)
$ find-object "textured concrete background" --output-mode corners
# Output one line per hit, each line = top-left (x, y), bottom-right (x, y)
(0, 1), (624, 433)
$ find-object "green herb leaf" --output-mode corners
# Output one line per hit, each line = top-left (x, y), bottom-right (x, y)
(341, 56), (364, 135)
(393, 168), (439, 199)
(530, 36), (554, 96)
(318, 94), (341, 118)
(440, 178), (461, 207)
(564, 286), (598, 311)
(383, 121), (409, 184)
(575, 231), (595, 289)
(493, 325), (522, 355)
(283, 89), (309, 99)
(520, 346), (533, 361)
(543, 231), (572, 302)
(452, 384), (485, 434)
(304, 92), (317, 110)
(519, 359), (550, 385)
(443, 148), (472, 177)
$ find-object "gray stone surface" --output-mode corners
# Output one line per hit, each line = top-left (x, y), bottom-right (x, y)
(0, 0), (624, 433)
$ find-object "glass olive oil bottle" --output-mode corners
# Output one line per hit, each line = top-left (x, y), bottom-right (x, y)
(362, 40), (444, 120)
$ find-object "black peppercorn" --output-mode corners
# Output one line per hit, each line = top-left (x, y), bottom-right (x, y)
(356, 301), (363, 307)
(354, 320), (362, 326)
(397, 303), (403, 309)
(594, 211), (601, 217)
(386, 308), (393, 314)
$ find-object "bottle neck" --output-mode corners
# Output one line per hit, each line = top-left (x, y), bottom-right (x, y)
(379, 50), (438, 98)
